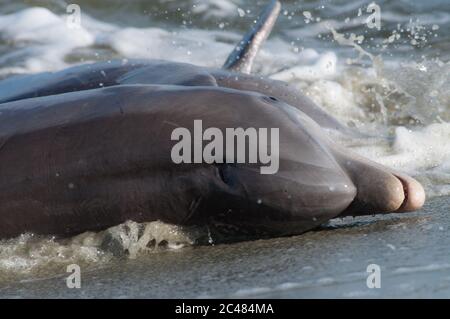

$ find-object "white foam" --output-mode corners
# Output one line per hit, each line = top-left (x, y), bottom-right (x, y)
(271, 51), (338, 82)
(0, 8), (94, 74)
(348, 123), (450, 197)
(0, 232), (106, 283)
(232, 287), (272, 297)
(393, 263), (450, 274)
(108, 27), (232, 67)
(192, 0), (238, 19)
(0, 220), (207, 282)
(303, 79), (365, 121)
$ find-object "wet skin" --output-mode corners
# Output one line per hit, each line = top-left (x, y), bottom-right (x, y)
(0, 65), (425, 238)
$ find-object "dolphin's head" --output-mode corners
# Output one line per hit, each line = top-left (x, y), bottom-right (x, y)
(177, 87), (425, 237)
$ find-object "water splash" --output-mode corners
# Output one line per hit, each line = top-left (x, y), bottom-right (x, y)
(0, 220), (209, 283)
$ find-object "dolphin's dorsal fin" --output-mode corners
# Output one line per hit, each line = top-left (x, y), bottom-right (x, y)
(223, 0), (281, 74)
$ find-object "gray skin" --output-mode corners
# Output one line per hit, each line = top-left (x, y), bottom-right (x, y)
(0, 59), (353, 134)
(0, 0), (425, 240)
(0, 84), (354, 238)
(0, 81), (424, 239)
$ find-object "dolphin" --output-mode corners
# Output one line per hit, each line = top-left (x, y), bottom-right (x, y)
(0, 1), (425, 239)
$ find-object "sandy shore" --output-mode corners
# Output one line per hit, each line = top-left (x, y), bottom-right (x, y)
(1, 195), (448, 298)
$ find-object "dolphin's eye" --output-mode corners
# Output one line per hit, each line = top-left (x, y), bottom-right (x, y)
(262, 96), (279, 103)
(215, 163), (234, 186)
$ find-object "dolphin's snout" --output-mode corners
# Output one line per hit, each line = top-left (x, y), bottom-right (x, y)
(392, 172), (426, 212)
(335, 150), (426, 217)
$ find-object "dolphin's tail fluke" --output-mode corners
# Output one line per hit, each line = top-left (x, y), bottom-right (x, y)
(222, 0), (281, 74)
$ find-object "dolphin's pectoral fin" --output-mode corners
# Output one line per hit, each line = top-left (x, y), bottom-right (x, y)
(222, 0), (281, 74)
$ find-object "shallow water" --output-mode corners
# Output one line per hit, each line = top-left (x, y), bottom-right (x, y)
(0, 0), (449, 297)
(0, 196), (448, 298)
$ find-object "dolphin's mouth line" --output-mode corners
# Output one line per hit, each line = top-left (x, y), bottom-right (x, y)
(397, 175), (410, 211)
(392, 172), (426, 213)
